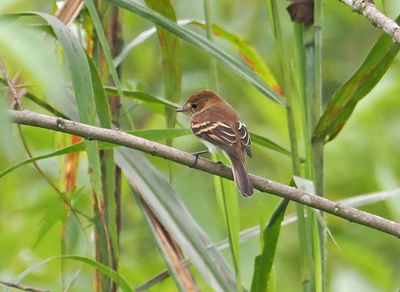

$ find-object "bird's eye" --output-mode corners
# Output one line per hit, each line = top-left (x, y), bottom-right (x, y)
(191, 103), (198, 109)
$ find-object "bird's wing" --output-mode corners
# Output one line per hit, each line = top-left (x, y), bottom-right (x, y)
(237, 121), (252, 158)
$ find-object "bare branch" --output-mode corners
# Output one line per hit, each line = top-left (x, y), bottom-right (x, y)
(340, 0), (400, 44)
(0, 59), (22, 109)
(0, 280), (49, 292)
(56, 0), (84, 27)
(8, 109), (400, 238)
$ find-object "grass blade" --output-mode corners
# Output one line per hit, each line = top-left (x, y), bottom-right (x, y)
(134, 194), (196, 291)
(145, 0), (181, 131)
(0, 18), (63, 97)
(193, 21), (282, 95)
(250, 132), (291, 157)
(106, 0), (285, 105)
(8, 255), (133, 292)
(250, 199), (288, 292)
(0, 128), (191, 179)
(213, 153), (242, 290)
(83, 0), (125, 104)
(313, 16), (400, 143)
(116, 148), (236, 291)
(104, 86), (179, 108)
(30, 11), (103, 198)
(31, 11), (111, 289)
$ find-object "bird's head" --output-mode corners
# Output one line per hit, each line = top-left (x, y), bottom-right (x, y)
(176, 90), (221, 116)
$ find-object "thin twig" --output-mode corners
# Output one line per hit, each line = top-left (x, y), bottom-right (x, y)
(16, 124), (90, 220)
(0, 280), (49, 292)
(9, 109), (400, 238)
(0, 59), (23, 109)
(56, 0), (84, 27)
(135, 259), (190, 292)
(340, 0), (400, 44)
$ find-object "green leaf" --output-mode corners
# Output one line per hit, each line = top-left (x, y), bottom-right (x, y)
(83, 0), (125, 104)
(145, 0), (181, 133)
(9, 255), (133, 292)
(213, 153), (242, 289)
(24, 91), (70, 120)
(0, 128), (191, 179)
(250, 132), (291, 157)
(114, 25), (158, 66)
(116, 148), (236, 291)
(0, 0), (14, 11)
(0, 143), (84, 179)
(250, 199), (289, 292)
(29, 12), (103, 203)
(87, 45), (119, 277)
(192, 21), (282, 95)
(89, 59), (113, 128)
(104, 86), (180, 108)
(0, 18), (64, 97)
(106, 0), (285, 106)
(134, 192), (188, 292)
(312, 16), (400, 143)
(65, 255), (132, 291)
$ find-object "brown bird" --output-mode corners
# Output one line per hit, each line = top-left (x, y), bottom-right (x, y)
(177, 90), (253, 196)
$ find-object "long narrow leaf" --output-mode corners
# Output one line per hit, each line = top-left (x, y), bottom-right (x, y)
(105, 86), (179, 108)
(106, 0), (285, 106)
(0, 128), (191, 179)
(213, 153), (242, 289)
(250, 199), (288, 292)
(195, 22), (282, 95)
(116, 148), (236, 291)
(31, 12), (103, 195)
(250, 132), (291, 157)
(313, 15), (400, 143)
(8, 255), (133, 292)
(88, 49), (119, 284)
(31, 13), (109, 289)
(134, 193), (194, 292)
(83, 0), (125, 104)
(145, 0), (181, 127)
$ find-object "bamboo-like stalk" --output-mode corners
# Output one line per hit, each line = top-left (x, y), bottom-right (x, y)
(312, 0), (326, 290)
(267, 3), (303, 288)
(107, 7), (123, 292)
(90, 2), (117, 291)
(292, 22), (316, 292)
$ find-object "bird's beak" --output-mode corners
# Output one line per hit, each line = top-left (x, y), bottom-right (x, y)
(176, 105), (188, 113)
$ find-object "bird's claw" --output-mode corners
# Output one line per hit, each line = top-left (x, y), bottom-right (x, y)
(190, 150), (209, 167)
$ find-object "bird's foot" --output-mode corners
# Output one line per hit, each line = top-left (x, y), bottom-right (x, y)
(190, 149), (209, 167)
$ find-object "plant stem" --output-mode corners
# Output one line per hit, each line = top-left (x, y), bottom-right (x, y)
(204, 1), (241, 290)
(292, 22), (316, 292)
(267, 0), (301, 175)
(203, 0), (219, 91)
(312, 0), (325, 290)
(10, 109), (400, 238)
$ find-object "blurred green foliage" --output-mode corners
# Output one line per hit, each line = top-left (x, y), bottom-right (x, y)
(0, 0), (400, 291)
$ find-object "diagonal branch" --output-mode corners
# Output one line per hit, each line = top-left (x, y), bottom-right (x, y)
(8, 109), (400, 238)
(0, 280), (49, 292)
(340, 0), (400, 44)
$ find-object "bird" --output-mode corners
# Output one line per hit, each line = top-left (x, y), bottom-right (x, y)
(177, 89), (253, 196)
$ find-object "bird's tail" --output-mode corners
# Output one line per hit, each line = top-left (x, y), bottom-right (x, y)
(229, 154), (253, 197)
